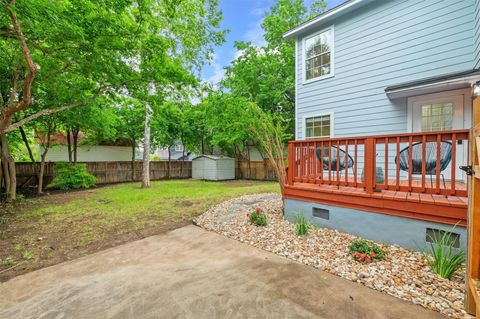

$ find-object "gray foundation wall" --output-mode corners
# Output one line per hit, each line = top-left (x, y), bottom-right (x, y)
(284, 199), (467, 252)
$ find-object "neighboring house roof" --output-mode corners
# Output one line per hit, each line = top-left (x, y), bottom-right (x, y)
(35, 131), (132, 147)
(385, 69), (480, 99)
(283, 0), (375, 40)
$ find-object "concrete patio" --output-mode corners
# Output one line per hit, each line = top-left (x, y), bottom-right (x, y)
(0, 225), (444, 319)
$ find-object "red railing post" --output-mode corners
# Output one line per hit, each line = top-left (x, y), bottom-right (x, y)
(364, 137), (375, 194)
(287, 142), (294, 185)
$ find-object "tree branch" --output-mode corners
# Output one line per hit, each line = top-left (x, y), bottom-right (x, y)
(1, 0), (38, 132)
(4, 100), (86, 133)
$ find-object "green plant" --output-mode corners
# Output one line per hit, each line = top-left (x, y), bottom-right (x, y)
(248, 207), (267, 226)
(14, 243), (23, 251)
(295, 213), (310, 236)
(47, 162), (96, 190)
(2, 257), (16, 266)
(425, 229), (465, 279)
(22, 250), (35, 260)
(349, 239), (386, 263)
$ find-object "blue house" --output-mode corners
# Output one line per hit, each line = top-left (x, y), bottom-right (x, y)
(283, 0), (480, 251)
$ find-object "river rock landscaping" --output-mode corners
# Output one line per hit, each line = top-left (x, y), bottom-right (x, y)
(194, 193), (471, 318)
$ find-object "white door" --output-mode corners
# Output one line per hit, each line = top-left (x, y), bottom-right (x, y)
(410, 93), (465, 181)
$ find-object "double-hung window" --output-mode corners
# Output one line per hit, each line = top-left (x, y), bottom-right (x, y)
(304, 27), (334, 82)
(305, 114), (332, 138)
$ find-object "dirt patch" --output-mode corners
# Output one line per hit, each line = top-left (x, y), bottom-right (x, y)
(221, 181), (259, 188)
(176, 200), (197, 207)
(0, 220), (189, 282)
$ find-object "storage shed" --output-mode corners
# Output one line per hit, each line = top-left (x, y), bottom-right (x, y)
(192, 155), (235, 181)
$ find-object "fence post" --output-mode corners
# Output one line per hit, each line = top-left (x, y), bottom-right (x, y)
(364, 138), (375, 194)
(287, 142), (294, 185)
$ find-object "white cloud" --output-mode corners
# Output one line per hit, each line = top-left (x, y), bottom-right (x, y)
(233, 49), (245, 60)
(206, 63), (226, 87)
(243, 3), (268, 47)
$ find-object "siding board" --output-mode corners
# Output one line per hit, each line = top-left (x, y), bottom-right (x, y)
(295, 0), (477, 139)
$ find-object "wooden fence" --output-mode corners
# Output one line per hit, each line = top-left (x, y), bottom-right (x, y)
(235, 160), (277, 181)
(11, 160), (276, 188)
(14, 161), (192, 187)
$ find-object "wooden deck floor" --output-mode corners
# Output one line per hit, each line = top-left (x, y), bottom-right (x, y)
(284, 182), (468, 226)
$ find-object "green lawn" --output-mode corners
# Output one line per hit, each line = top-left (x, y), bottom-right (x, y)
(0, 179), (279, 281)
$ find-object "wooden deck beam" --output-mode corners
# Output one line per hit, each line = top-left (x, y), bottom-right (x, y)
(285, 183), (467, 226)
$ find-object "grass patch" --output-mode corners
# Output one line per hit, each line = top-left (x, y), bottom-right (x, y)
(0, 179), (279, 281)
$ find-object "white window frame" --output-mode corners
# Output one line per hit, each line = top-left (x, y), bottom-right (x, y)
(302, 25), (335, 85)
(302, 112), (334, 139)
(174, 144), (184, 152)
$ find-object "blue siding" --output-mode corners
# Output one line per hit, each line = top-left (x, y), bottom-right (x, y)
(295, 0), (476, 139)
(475, 0), (480, 69)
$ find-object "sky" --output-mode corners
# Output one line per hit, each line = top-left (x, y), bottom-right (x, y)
(201, 0), (347, 86)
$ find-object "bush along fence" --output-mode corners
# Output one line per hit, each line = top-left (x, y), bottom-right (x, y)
(8, 160), (276, 189)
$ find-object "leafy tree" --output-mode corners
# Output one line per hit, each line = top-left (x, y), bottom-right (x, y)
(114, 97), (145, 181)
(35, 115), (59, 193)
(0, 0), (225, 196)
(59, 100), (117, 163)
(222, 0), (326, 132)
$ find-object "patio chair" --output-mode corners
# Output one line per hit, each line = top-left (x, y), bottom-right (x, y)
(315, 146), (354, 173)
(395, 141), (452, 190)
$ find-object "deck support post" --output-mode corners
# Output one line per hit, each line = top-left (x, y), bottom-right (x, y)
(364, 138), (375, 194)
(466, 88), (480, 316)
(287, 143), (294, 185)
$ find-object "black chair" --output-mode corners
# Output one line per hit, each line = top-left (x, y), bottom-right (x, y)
(316, 146), (354, 172)
(395, 141), (452, 189)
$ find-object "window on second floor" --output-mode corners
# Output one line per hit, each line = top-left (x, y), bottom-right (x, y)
(304, 26), (333, 82)
(305, 114), (332, 138)
(174, 144), (184, 152)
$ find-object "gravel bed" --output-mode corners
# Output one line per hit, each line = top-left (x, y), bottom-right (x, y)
(194, 193), (471, 318)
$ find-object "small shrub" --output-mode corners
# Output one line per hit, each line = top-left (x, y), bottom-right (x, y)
(247, 207), (267, 226)
(295, 213), (310, 236)
(22, 250), (34, 260)
(1, 257), (16, 266)
(349, 239), (386, 263)
(425, 229), (465, 279)
(47, 162), (96, 190)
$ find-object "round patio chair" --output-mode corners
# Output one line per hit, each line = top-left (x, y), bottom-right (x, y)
(316, 146), (354, 171)
(395, 140), (452, 189)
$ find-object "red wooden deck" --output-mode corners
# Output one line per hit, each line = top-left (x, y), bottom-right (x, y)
(286, 130), (470, 226)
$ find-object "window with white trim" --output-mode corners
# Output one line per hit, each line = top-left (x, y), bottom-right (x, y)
(174, 144), (184, 152)
(421, 103), (453, 132)
(304, 27), (333, 81)
(305, 115), (331, 138)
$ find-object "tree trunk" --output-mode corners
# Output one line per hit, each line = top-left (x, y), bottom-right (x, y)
(181, 148), (185, 176)
(19, 126), (35, 163)
(38, 148), (49, 194)
(167, 146), (172, 179)
(0, 134), (16, 201)
(141, 104), (152, 188)
(235, 146), (242, 179)
(131, 140), (136, 181)
(72, 128), (79, 163)
(67, 129), (72, 163)
(1, 155), (10, 194)
(247, 145), (251, 179)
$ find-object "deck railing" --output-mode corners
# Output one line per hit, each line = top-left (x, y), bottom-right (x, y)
(287, 129), (470, 197)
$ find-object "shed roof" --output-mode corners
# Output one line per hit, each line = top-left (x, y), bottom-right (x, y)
(192, 155), (233, 161)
